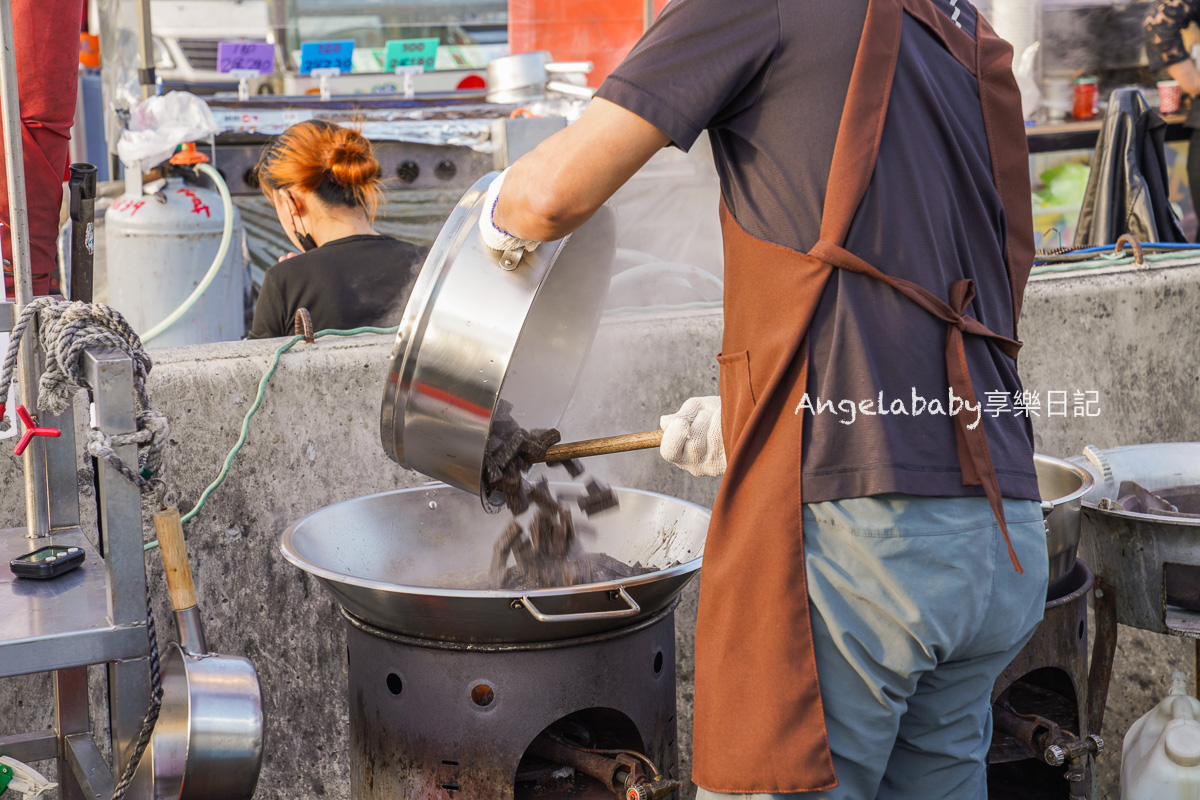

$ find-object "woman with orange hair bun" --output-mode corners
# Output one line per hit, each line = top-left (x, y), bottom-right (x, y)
(248, 120), (426, 338)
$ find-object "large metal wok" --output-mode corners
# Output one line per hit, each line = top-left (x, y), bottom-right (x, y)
(280, 483), (709, 643)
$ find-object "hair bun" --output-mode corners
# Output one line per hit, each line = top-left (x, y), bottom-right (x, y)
(325, 128), (380, 188)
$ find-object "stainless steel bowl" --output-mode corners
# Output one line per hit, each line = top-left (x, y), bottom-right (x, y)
(280, 483), (709, 643)
(380, 173), (615, 505)
(1035, 453), (1094, 597)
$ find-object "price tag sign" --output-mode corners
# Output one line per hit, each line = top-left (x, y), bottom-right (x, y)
(217, 41), (274, 75)
(299, 39), (355, 75)
(384, 38), (439, 71)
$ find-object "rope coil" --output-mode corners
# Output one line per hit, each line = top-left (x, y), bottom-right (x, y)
(0, 298), (167, 491)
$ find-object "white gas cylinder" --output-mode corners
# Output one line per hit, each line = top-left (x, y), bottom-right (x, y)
(1122, 671), (1200, 800)
(105, 176), (246, 348)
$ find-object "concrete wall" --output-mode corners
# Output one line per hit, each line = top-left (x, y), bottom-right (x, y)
(2, 256), (1199, 800)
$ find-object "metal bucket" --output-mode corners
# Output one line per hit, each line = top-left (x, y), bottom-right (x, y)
(1035, 453), (1094, 598)
(280, 483), (708, 643)
(379, 173), (616, 507)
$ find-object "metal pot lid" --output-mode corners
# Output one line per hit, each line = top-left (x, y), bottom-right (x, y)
(380, 172), (615, 506)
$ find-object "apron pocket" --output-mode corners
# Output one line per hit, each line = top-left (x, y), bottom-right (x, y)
(717, 350), (756, 454)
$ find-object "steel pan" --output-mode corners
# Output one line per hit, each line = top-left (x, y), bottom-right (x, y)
(280, 483), (708, 643)
(380, 173), (616, 507)
(1035, 453), (1094, 597)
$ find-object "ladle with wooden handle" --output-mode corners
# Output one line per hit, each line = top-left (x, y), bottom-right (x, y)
(144, 507), (264, 799)
(536, 430), (664, 463)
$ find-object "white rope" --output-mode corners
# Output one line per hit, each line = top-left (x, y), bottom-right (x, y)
(0, 298), (167, 491)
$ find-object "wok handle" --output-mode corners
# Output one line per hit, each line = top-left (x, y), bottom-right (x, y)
(155, 506), (196, 611)
(517, 587), (641, 623)
(539, 430), (663, 463)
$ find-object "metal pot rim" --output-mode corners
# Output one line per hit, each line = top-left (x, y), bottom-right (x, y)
(279, 483), (707, 599)
(1035, 452), (1094, 507)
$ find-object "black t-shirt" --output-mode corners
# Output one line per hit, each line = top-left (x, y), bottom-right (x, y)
(248, 234), (427, 339)
(597, 0), (1039, 503)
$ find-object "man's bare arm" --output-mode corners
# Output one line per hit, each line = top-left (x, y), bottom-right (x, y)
(493, 97), (672, 242)
(1168, 58), (1200, 98)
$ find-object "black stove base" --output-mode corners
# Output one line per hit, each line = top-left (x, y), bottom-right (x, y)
(345, 602), (679, 800)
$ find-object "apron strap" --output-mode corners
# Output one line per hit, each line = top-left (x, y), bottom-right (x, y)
(810, 239), (1025, 574)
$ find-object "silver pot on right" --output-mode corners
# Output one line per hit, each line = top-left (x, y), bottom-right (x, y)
(1035, 453), (1094, 598)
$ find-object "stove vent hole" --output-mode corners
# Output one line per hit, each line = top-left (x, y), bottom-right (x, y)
(441, 782), (460, 792)
(653, 651), (664, 674)
(442, 760), (459, 766)
(471, 683), (495, 707)
(386, 673), (403, 696)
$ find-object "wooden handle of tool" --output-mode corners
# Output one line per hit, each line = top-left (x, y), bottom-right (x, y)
(539, 430), (664, 462)
(154, 506), (197, 611)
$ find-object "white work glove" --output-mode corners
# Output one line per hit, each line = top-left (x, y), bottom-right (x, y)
(478, 168), (540, 254)
(659, 396), (726, 477)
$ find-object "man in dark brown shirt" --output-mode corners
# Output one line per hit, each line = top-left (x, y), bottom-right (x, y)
(480, 0), (1047, 796)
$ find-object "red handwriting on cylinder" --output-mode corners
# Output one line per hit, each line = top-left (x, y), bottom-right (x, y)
(176, 188), (211, 218)
(111, 197), (146, 216)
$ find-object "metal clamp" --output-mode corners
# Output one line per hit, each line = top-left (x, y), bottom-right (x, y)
(516, 587), (641, 623)
(499, 247), (525, 271)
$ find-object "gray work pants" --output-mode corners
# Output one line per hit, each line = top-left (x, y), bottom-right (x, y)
(697, 493), (1049, 800)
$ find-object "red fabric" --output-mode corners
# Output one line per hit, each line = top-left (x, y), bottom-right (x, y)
(0, 0), (84, 297)
(507, 0), (671, 86)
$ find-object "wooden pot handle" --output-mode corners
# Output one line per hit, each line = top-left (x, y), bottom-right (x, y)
(538, 430), (664, 463)
(154, 506), (197, 612)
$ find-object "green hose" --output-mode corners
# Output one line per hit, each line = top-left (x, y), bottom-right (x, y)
(1031, 249), (1192, 276)
(140, 162), (235, 344)
(144, 325), (398, 551)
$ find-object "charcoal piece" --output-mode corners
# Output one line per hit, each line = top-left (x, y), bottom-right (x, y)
(556, 458), (584, 478)
(529, 477), (556, 511)
(577, 479), (620, 517)
(490, 521), (525, 589)
(502, 477), (532, 516)
(526, 428), (562, 459)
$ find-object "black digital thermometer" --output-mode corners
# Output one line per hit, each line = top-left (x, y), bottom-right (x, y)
(10, 545), (86, 579)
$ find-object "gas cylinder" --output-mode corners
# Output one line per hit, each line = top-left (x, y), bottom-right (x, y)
(1121, 671), (1200, 800)
(105, 176), (246, 348)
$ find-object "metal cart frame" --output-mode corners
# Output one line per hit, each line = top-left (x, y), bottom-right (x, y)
(0, 0), (153, 795)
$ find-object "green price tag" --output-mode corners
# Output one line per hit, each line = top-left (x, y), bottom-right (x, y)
(384, 38), (439, 71)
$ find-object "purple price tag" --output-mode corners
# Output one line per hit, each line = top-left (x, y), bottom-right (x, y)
(217, 41), (274, 75)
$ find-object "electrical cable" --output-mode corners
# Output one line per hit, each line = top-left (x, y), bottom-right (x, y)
(140, 162), (235, 344)
(1031, 249), (1195, 275)
(144, 324), (398, 550)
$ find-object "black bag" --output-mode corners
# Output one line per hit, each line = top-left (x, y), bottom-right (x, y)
(1074, 88), (1187, 246)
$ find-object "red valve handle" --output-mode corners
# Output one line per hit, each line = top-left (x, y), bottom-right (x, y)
(13, 405), (61, 456)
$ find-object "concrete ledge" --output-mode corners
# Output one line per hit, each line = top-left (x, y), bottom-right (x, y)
(2, 257), (1199, 799)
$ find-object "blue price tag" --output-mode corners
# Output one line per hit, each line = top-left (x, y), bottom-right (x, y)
(384, 38), (439, 71)
(299, 39), (355, 75)
(217, 41), (274, 75)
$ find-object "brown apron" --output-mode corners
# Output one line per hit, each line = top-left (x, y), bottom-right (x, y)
(690, 0), (1036, 793)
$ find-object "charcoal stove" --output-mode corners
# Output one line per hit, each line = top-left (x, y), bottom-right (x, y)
(988, 456), (1106, 800)
(282, 483), (709, 800)
(344, 602), (678, 799)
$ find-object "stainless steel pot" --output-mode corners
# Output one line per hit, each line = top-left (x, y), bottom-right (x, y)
(486, 52), (595, 103)
(1035, 453), (1094, 597)
(380, 173), (616, 506)
(280, 483), (709, 643)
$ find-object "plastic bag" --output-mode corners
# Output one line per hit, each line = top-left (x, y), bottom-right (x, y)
(116, 91), (219, 169)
